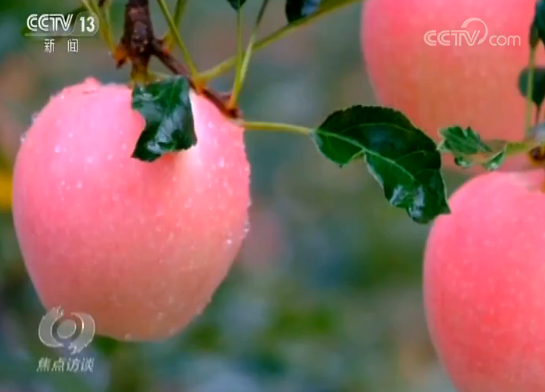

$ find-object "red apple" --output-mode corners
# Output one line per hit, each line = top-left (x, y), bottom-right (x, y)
(361, 0), (545, 170)
(424, 169), (545, 392)
(12, 78), (251, 341)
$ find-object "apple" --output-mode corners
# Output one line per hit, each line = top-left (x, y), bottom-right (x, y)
(361, 0), (545, 170)
(424, 169), (545, 392)
(12, 77), (251, 341)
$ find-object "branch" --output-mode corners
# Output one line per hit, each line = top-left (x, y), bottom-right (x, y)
(115, 0), (241, 118)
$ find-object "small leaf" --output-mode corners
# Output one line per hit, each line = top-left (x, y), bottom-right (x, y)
(437, 126), (532, 171)
(285, 0), (358, 24)
(518, 66), (545, 108)
(226, 0), (248, 11)
(20, 6), (86, 37)
(312, 106), (450, 224)
(532, 0), (545, 47)
(131, 76), (197, 162)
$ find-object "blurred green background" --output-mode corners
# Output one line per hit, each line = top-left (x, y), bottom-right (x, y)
(0, 1), (468, 391)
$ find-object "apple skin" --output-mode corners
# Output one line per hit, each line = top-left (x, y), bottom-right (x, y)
(361, 0), (544, 170)
(424, 169), (545, 392)
(12, 78), (251, 341)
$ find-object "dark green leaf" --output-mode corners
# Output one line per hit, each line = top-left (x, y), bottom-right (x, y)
(226, 0), (248, 10)
(530, 24), (539, 49)
(92, 336), (121, 356)
(532, 0), (545, 47)
(20, 5), (86, 38)
(131, 76), (197, 162)
(312, 106), (450, 224)
(437, 126), (531, 171)
(285, 0), (359, 23)
(518, 66), (545, 108)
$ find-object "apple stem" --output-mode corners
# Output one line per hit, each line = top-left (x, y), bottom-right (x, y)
(199, 0), (363, 82)
(240, 120), (312, 135)
(525, 47), (537, 137)
(231, 5), (244, 107)
(81, 0), (116, 54)
(162, 0), (190, 52)
(155, 0), (201, 87)
(227, 0), (271, 110)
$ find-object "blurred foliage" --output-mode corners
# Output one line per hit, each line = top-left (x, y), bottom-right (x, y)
(0, 170), (11, 210)
(0, 0), (465, 391)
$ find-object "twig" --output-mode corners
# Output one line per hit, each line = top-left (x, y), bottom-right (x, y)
(113, 0), (156, 81)
(152, 42), (241, 118)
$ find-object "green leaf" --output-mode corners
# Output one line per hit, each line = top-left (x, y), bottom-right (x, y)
(285, 0), (359, 23)
(312, 106), (450, 224)
(532, 0), (545, 47)
(437, 126), (532, 171)
(131, 76), (197, 162)
(92, 336), (121, 356)
(518, 66), (545, 108)
(227, 0), (248, 10)
(20, 5), (86, 38)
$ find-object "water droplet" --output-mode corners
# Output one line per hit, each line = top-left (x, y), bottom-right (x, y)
(226, 238), (233, 246)
(76, 181), (82, 189)
(112, 193), (119, 201)
(218, 157), (225, 168)
(68, 132), (73, 138)
(54, 145), (61, 153)
(20, 133), (27, 144)
(31, 112), (38, 123)
(124, 333), (132, 340)
(208, 121), (215, 129)
(107, 154), (113, 160)
(157, 312), (165, 321)
(121, 143), (127, 150)
(86, 156), (95, 164)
